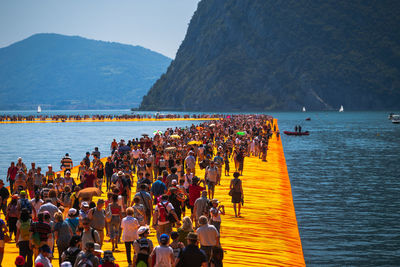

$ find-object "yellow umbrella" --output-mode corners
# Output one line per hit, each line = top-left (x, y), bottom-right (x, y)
(188, 140), (202, 145)
(170, 134), (181, 139)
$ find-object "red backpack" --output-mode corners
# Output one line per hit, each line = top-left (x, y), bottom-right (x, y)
(157, 201), (169, 223)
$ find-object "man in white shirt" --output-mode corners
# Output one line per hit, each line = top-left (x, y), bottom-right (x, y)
(205, 161), (219, 199)
(121, 207), (140, 265)
(196, 216), (219, 263)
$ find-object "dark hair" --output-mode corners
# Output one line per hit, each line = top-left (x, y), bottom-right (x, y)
(171, 167), (177, 174)
(233, 172), (240, 178)
(133, 196), (141, 204)
(20, 209), (30, 222)
(171, 231), (179, 240)
(112, 194), (118, 202)
(69, 235), (81, 247)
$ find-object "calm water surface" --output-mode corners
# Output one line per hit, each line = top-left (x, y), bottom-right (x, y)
(1, 110), (399, 266)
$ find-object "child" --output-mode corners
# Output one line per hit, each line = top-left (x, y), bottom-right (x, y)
(169, 231), (184, 260)
(150, 234), (174, 267)
(209, 199), (225, 234)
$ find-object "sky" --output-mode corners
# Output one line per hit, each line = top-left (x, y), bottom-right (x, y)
(0, 0), (201, 58)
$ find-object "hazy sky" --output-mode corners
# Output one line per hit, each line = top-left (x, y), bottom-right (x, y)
(0, 0), (201, 58)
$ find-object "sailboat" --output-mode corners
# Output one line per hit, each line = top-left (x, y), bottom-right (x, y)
(302, 107), (306, 112)
(339, 105), (344, 112)
(37, 105), (42, 113)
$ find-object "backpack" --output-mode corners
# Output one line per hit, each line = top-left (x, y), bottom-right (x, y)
(137, 238), (150, 253)
(19, 219), (31, 240)
(20, 198), (32, 214)
(76, 253), (94, 267)
(157, 201), (176, 223)
(64, 248), (81, 265)
(80, 228), (97, 244)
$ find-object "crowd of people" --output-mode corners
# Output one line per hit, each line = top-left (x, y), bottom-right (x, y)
(0, 113), (222, 122)
(0, 114), (275, 267)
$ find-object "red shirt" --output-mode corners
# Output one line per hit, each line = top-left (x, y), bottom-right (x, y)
(7, 166), (18, 181)
(188, 185), (205, 206)
(84, 173), (96, 188)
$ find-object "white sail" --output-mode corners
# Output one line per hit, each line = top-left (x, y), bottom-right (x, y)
(339, 105), (344, 112)
(37, 105), (42, 113)
(302, 107), (306, 112)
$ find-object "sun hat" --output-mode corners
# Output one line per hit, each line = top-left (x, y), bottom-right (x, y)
(137, 226), (149, 235)
(15, 255), (25, 266)
(211, 199), (219, 204)
(171, 179), (177, 185)
(68, 208), (77, 216)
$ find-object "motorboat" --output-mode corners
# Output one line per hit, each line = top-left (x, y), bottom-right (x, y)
(284, 131), (310, 136)
(392, 115), (400, 124)
(339, 105), (344, 112)
(302, 107), (306, 112)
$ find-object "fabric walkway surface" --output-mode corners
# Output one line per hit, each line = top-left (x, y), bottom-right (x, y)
(2, 120), (305, 266)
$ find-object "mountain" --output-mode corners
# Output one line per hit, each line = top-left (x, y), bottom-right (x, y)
(0, 33), (171, 110)
(140, 0), (400, 111)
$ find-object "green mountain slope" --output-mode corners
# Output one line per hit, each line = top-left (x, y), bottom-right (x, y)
(0, 33), (171, 110)
(140, 0), (400, 111)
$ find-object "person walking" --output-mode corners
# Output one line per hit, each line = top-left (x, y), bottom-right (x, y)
(193, 191), (209, 228)
(54, 212), (73, 265)
(16, 209), (33, 267)
(229, 172), (243, 217)
(0, 180), (9, 217)
(196, 216), (219, 263)
(107, 194), (122, 251)
(121, 207), (140, 266)
(88, 199), (106, 246)
(153, 195), (180, 241)
(150, 234), (174, 267)
(174, 233), (207, 267)
(61, 235), (81, 266)
(133, 226), (153, 267)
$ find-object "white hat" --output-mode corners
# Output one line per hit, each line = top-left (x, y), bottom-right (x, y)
(137, 226), (149, 235)
(171, 179), (177, 185)
(94, 243), (103, 253)
(81, 201), (89, 208)
(68, 208), (77, 216)
(60, 262), (72, 267)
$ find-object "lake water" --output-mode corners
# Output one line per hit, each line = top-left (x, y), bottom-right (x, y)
(1, 110), (399, 266)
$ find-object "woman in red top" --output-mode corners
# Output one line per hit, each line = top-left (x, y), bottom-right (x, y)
(188, 176), (206, 213)
(108, 194), (122, 251)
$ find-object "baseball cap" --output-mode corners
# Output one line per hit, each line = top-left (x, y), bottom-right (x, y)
(81, 201), (89, 208)
(160, 234), (169, 244)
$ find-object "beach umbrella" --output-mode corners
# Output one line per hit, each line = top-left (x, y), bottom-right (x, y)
(141, 133), (149, 137)
(209, 123), (216, 127)
(196, 126), (204, 130)
(76, 187), (102, 199)
(165, 147), (177, 152)
(170, 134), (181, 139)
(188, 140), (202, 145)
(153, 130), (163, 135)
(237, 131), (246, 136)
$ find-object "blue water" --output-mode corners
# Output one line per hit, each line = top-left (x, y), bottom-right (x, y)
(1, 110), (399, 266)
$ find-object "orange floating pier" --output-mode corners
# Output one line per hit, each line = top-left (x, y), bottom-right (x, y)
(2, 119), (305, 266)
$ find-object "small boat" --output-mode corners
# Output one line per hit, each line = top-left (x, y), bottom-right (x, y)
(388, 113), (395, 120)
(284, 131), (310, 136)
(392, 115), (400, 124)
(302, 107), (306, 112)
(339, 105), (344, 112)
(37, 105), (42, 113)
(305, 117), (311, 121)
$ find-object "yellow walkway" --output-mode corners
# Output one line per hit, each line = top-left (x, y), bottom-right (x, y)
(2, 120), (305, 266)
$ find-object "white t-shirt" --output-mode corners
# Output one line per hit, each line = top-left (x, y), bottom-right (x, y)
(121, 216), (139, 242)
(154, 245), (174, 267)
(31, 199), (44, 215)
(183, 173), (193, 189)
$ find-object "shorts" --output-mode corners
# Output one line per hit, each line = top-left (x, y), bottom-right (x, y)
(207, 181), (216, 191)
